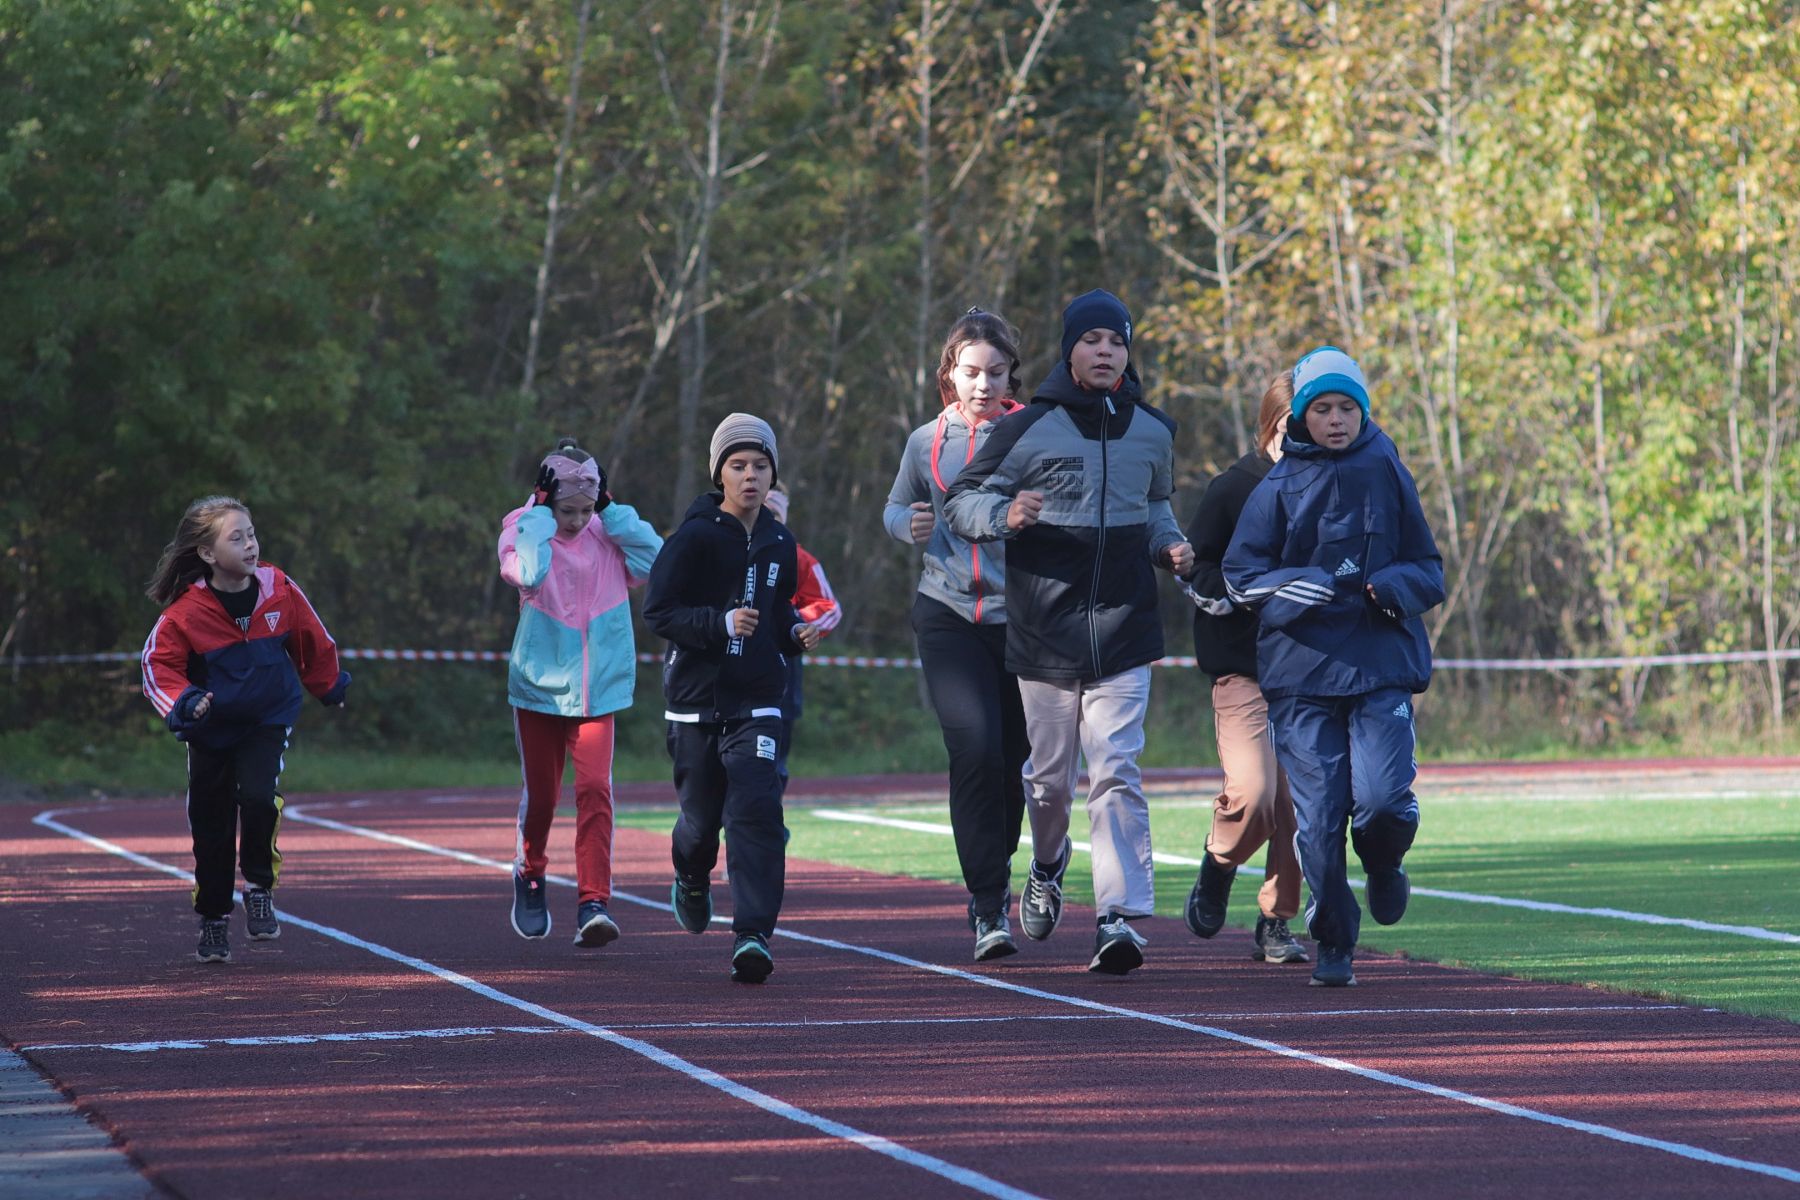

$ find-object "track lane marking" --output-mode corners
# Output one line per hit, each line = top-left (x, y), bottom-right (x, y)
(29, 809), (1044, 1200)
(22, 1004), (1700, 1055)
(812, 809), (1800, 945)
(275, 801), (1800, 1186)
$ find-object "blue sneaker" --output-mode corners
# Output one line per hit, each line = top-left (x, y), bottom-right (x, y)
(511, 873), (550, 939)
(1365, 866), (1410, 926)
(730, 933), (774, 983)
(1309, 944), (1357, 987)
(196, 918), (231, 963)
(574, 899), (619, 947)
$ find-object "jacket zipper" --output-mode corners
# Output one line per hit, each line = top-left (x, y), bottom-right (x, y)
(1089, 397), (1113, 677)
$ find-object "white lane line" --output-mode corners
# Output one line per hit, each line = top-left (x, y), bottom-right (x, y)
(812, 809), (1800, 946)
(29, 810), (1044, 1200)
(22, 1004), (1701, 1056)
(279, 803), (1800, 1186)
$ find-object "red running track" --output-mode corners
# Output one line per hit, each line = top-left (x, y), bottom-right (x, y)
(3, 790), (1798, 1200)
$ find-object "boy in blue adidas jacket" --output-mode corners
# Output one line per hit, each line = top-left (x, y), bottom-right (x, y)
(1222, 347), (1445, 988)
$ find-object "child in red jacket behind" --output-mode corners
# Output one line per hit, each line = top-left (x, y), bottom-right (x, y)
(141, 496), (350, 964)
(763, 487), (841, 794)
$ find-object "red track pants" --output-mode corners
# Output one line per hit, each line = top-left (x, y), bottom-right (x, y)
(512, 708), (616, 903)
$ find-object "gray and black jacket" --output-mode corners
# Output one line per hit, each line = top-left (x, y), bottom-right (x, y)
(883, 402), (1021, 625)
(943, 363), (1184, 682)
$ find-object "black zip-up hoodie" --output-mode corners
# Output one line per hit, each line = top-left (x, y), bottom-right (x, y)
(643, 493), (804, 721)
(1182, 451), (1273, 681)
(943, 362), (1184, 682)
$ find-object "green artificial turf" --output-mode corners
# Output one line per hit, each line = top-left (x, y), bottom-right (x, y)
(618, 787), (1800, 1022)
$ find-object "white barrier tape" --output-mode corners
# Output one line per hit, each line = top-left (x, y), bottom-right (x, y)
(10, 647), (1800, 671)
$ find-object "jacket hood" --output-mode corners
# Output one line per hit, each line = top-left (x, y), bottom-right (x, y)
(1282, 414), (1383, 460)
(1030, 361), (1142, 411)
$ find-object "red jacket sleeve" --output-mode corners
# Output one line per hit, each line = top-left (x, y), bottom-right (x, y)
(141, 612), (197, 719)
(793, 544), (842, 634)
(283, 574), (350, 703)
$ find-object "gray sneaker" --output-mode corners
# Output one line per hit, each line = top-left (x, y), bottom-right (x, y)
(1088, 914), (1147, 975)
(1020, 837), (1071, 942)
(243, 887), (280, 940)
(196, 918), (231, 963)
(972, 911), (1018, 962)
(1252, 915), (1309, 964)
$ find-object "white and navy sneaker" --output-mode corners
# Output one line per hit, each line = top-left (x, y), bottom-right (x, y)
(1020, 837), (1071, 942)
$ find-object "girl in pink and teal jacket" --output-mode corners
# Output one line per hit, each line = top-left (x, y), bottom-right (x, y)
(498, 437), (662, 948)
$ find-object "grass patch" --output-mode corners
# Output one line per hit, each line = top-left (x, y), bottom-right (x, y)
(623, 787), (1800, 1023)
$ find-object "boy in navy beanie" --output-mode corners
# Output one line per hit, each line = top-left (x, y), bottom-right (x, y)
(1222, 346), (1445, 989)
(944, 291), (1191, 977)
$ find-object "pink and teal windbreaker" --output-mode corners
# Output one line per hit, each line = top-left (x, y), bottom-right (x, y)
(498, 500), (663, 717)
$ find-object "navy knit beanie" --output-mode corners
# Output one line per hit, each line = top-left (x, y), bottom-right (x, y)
(1290, 346), (1370, 419)
(1060, 289), (1133, 363)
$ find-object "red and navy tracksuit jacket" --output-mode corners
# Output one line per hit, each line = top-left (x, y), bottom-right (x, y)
(142, 565), (350, 748)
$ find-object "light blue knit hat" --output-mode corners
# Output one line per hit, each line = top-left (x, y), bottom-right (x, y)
(1291, 346), (1369, 419)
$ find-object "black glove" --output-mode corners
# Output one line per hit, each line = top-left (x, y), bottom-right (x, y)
(533, 464), (558, 508)
(593, 462), (611, 510)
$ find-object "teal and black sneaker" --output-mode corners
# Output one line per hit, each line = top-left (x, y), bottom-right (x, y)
(574, 899), (620, 948)
(671, 874), (713, 935)
(730, 933), (774, 983)
(511, 872), (550, 939)
(243, 887), (280, 941)
(196, 918), (231, 963)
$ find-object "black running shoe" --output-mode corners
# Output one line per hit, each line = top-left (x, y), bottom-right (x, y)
(1184, 854), (1236, 939)
(574, 899), (620, 948)
(1365, 866), (1410, 926)
(196, 918), (231, 963)
(1088, 914), (1147, 975)
(972, 911), (1018, 962)
(1020, 837), (1071, 942)
(1309, 943), (1357, 987)
(1252, 915), (1309, 964)
(511, 872), (550, 939)
(671, 874), (712, 935)
(730, 933), (774, 983)
(243, 887), (280, 941)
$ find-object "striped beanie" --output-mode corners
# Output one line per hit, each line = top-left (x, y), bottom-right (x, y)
(1291, 346), (1370, 419)
(709, 413), (779, 488)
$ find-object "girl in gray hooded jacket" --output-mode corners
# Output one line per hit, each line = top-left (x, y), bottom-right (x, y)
(883, 308), (1030, 963)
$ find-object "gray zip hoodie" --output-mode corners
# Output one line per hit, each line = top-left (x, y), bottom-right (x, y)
(884, 404), (1020, 625)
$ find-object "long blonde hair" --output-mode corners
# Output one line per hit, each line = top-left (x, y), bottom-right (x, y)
(146, 496), (250, 607)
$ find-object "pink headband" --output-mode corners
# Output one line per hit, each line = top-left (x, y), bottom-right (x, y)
(541, 454), (601, 502)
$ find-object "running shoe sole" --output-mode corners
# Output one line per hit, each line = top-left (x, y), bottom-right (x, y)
(574, 912), (620, 948)
(731, 942), (774, 984)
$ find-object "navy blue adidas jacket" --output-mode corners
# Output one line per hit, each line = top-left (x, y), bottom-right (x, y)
(943, 362), (1184, 682)
(1222, 418), (1444, 698)
(644, 494), (805, 722)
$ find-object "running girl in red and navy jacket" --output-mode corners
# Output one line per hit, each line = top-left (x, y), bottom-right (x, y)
(141, 496), (350, 964)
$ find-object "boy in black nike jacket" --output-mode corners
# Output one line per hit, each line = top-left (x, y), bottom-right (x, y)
(644, 413), (822, 983)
